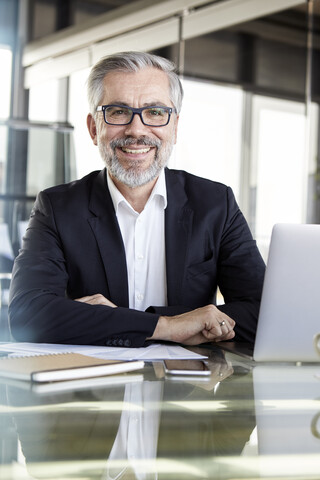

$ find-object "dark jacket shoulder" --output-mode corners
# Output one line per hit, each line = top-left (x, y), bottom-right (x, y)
(165, 168), (232, 200)
(42, 169), (103, 198)
(33, 169), (106, 216)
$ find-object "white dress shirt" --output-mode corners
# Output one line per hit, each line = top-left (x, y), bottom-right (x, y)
(107, 169), (167, 311)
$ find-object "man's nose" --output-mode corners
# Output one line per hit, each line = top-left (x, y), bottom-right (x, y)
(124, 113), (149, 136)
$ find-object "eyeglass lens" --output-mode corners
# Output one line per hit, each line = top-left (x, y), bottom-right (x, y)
(104, 106), (170, 125)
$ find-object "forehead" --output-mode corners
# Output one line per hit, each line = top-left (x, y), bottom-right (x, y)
(101, 67), (171, 105)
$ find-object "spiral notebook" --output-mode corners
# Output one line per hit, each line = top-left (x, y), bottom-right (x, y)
(0, 353), (145, 383)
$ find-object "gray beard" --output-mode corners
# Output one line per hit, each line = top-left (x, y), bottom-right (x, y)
(98, 136), (174, 188)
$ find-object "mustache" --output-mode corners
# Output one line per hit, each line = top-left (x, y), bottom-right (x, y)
(110, 136), (161, 149)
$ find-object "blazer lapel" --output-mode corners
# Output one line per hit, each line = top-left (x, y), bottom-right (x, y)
(87, 169), (129, 307)
(165, 169), (193, 305)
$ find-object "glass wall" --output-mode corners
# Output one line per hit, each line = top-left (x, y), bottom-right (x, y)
(0, 46), (13, 339)
(0, 46), (12, 220)
(27, 78), (77, 193)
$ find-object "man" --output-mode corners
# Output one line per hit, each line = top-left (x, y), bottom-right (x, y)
(9, 51), (265, 347)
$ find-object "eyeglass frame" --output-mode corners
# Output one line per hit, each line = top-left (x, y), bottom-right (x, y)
(96, 104), (177, 127)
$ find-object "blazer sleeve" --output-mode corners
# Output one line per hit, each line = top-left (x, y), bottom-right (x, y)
(8, 191), (159, 347)
(215, 187), (265, 343)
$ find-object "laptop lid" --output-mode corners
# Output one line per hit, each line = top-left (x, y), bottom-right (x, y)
(253, 223), (320, 363)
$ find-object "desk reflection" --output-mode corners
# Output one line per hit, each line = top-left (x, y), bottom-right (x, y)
(2, 349), (256, 480)
(253, 364), (320, 453)
(105, 380), (163, 480)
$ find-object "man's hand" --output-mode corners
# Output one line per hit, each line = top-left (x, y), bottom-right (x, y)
(74, 294), (117, 308)
(149, 304), (235, 345)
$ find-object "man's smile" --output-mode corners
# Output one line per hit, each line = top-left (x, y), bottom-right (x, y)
(120, 146), (152, 154)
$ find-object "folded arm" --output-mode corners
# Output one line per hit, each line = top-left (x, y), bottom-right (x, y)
(76, 294), (235, 344)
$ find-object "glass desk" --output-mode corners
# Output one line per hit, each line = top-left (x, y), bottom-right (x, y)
(0, 345), (319, 479)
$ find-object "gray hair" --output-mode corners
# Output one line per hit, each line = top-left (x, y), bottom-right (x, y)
(87, 51), (184, 115)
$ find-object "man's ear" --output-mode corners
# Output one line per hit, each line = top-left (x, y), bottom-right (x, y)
(87, 113), (98, 145)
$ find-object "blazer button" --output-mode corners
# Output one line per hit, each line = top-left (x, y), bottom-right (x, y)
(105, 339), (112, 346)
(124, 339), (131, 347)
(112, 339), (118, 346)
(118, 339), (124, 346)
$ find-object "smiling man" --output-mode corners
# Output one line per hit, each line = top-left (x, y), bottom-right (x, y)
(9, 51), (265, 347)
(88, 66), (178, 210)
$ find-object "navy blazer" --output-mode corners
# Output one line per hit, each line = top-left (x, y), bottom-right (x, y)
(9, 168), (265, 346)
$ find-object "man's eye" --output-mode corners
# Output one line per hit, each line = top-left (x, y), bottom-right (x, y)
(147, 108), (165, 116)
(111, 109), (126, 116)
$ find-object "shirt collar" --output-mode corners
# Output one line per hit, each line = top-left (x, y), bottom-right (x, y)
(106, 168), (167, 214)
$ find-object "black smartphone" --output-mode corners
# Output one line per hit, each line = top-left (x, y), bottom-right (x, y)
(163, 359), (210, 376)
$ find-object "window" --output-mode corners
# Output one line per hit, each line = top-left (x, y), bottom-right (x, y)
(170, 78), (243, 199)
(0, 47), (12, 196)
(68, 68), (102, 179)
(0, 47), (12, 119)
(250, 96), (319, 260)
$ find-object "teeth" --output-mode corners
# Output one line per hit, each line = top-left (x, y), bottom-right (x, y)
(121, 147), (151, 154)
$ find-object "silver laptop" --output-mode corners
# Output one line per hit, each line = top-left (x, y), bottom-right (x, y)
(253, 223), (320, 362)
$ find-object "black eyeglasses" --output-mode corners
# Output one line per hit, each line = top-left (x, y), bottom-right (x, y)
(96, 104), (176, 127)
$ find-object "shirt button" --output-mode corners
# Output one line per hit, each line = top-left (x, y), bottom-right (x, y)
(137, 253), (144, 260)
(136, 293), (144, 301)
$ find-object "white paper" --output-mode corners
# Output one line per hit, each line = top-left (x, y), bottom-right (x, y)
(0, 342), (207, 361)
